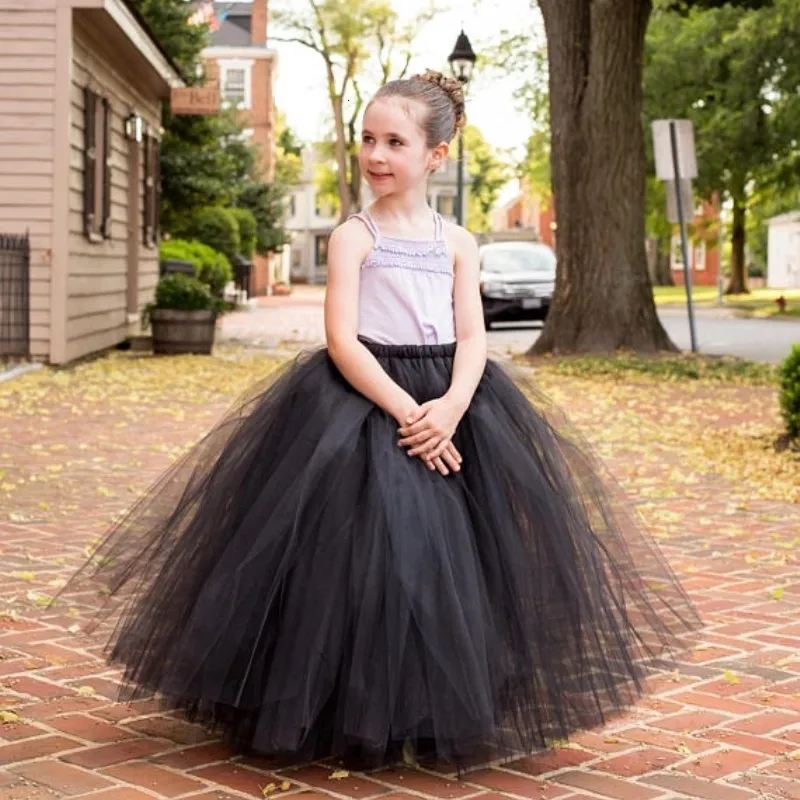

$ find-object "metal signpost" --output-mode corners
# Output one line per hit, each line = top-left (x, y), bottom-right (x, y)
(652, 119), (699, 353)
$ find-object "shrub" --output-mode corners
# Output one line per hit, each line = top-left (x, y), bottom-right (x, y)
(779, 344), (800, 439)
(142, 273), (215, 328)
(229, 207), (257, 258)
(179, 206), (240, 264)
(238, 181), (291, 254)
(160, 239), (233, 298)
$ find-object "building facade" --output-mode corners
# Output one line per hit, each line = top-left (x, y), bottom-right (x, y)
(0, 0), (182, 364)
(668, 199), (721, 288)
(766, 211), (800, 289)
(199, 0), (278, 295)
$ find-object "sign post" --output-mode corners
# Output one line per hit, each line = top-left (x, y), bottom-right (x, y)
(652, 119), (698, 353)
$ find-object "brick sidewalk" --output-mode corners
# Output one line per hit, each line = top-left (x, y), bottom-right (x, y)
(0, 345), (798, 800)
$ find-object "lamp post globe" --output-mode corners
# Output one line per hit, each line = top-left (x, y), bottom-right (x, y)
(447, 30), (476, 227)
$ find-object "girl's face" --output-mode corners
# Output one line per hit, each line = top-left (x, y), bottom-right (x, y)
(360, 98), (447, 198)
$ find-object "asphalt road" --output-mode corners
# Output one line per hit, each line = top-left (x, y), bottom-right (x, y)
(487, 308), (800, 364)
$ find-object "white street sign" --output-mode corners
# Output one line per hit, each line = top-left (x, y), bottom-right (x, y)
(652, 119), (697, 180)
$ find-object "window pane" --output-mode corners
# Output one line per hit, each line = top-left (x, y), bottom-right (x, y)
(224, 68), (246, 104)
(94, 105), (105, 235)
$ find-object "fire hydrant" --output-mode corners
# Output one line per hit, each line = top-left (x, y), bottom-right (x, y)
(776, 295), (787, 313)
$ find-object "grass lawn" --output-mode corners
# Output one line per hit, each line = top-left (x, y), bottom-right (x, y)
(653, 286), (800, 318)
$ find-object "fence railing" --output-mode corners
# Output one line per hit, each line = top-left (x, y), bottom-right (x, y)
(0, 233), (31, 359)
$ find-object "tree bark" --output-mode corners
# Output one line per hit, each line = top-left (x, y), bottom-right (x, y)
(654, 233), (674, 286)
(532, 0), (676, 354)
(331, 94), (352, 223)
(726, 198), (748, 295)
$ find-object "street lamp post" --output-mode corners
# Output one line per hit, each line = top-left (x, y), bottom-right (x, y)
(447, 30), (476, 228)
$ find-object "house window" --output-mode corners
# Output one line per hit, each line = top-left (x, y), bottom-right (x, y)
(437, 194), (455, 218)
(83, 87), (112, 241)
(142, 132), (160, 248)
(315, 234), (330, 267)
(219, 60), (252, 109)
(694, 241), (706, 271)
(289, 194), (296, 217)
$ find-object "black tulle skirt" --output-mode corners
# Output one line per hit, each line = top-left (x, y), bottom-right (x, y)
(62, 340), (699, 772)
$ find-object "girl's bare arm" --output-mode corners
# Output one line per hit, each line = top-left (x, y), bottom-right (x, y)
(325, 220), (417, 425)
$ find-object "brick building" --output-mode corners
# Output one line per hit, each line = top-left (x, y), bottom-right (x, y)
(669, 199), (721, 288)
(197, 0), (278, 295)
(490, 181), (556, 249)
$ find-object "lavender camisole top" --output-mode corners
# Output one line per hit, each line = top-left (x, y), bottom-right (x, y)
(353, 209), (455, 346)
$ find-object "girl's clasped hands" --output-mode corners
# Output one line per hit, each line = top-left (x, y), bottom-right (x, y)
(397, 396), (464, 476)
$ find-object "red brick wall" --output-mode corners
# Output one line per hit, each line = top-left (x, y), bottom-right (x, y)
(540, 204), (555, 249)
(251, 0), (267, 45)
(670, 200), (721, 287)
(250, 59), (275, 180)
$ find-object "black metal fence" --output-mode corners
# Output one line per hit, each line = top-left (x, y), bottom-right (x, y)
(0, 233), (30, 359)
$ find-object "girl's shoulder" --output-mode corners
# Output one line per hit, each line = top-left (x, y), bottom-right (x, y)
(330, 215), (375, 246)
(327, 216), (375, 267)
(441, 219), (479, 261)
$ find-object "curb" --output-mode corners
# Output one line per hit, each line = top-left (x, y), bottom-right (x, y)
(0, 362), (44, 384)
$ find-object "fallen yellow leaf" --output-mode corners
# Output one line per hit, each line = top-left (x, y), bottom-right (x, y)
(723, 670), (740, 685)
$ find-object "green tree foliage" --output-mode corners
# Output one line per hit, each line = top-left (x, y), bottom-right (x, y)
(462, 126), (512, 232)
(779, 345), (800, 440)
(487, 0), (791, 353)
(160, 239), (234, 297)
(275, 111), (304, 187)
(272, 0), (441, 220)
(643, 0), (800, 293)
(130, 0), (289, 254)
(178, 207), (241, 265)
(128, 0), (207, 78)
(238, 183), (292, 255)
(229, 208), (258, 258)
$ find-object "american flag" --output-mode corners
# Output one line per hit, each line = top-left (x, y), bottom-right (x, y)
(188, 1), (223, 32)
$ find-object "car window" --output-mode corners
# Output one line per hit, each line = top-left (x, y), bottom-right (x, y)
(481, 246), (556, 274)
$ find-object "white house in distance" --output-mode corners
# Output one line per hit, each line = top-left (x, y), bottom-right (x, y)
(766, 211), (800, 289)
(285, 148), (471, 284)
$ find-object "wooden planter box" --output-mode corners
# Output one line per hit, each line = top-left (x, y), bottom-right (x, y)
(150, 309), (216, 355)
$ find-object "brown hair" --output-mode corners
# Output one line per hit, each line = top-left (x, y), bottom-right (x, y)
(370, 70), (466, 147)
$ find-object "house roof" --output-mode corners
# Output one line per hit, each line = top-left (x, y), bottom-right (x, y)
(767, 211), (800, 226)
(211, 2), (254, 48)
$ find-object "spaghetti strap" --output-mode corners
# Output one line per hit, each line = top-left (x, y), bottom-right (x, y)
(351, 209), (380, 243)
(433, 211), (445, 241)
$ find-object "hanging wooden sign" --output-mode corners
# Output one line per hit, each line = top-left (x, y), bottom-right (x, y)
(170, 86), (220, 115)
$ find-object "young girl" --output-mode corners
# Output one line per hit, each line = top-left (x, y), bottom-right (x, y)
(64, 71), (698, 773)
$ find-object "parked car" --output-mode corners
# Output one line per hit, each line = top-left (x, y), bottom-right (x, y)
(479, 241), (557, 329)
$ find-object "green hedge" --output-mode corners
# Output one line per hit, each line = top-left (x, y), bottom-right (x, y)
(779, 344), (800, 439)
(177, 206), (240, 265)
(229, 207), (257, 258)
(160, 239), (233, 298)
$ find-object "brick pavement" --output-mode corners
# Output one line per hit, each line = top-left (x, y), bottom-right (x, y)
(0, 311), (798, 799)
(218, 288), (327, 352)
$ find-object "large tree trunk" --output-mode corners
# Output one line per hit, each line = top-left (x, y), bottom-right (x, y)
(532, 0), (676, 354)
(654, 233), (674, 286)
(726, 198), (748, 295)
(331, 95), (352, 223)
(349, 151), (362, 211)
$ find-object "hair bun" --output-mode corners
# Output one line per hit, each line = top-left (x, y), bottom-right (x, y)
(412, 70), (467, 131)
